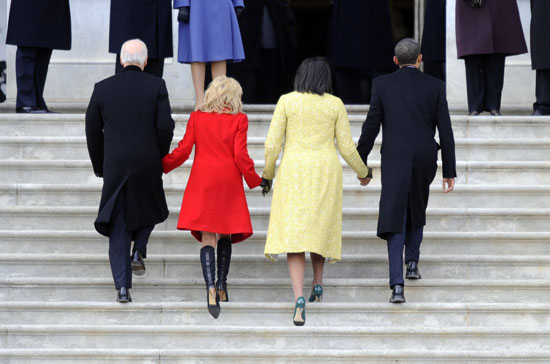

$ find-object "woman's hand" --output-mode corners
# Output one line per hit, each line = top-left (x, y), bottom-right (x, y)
(178, 7), (190, 23)
(357, 176), (371, 186)
(260, 178), (272, 196)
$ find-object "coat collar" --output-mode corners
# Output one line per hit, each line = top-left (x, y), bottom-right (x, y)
(122, 65), (143, 73)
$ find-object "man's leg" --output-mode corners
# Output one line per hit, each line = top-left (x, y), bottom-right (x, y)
(132, 226), (153, 259)
(404, 226), (424, 265)
(387, 230), (406, 289)
(464, 55), (486, 114)
(108, 194), (133, 290)
(534, 69), (550, 115)
(115, 54), (124, 74)
(34, 48), (53, 111)
(15, 46), (38, 109)
(484, 53), (506, 112)
(144, 58), (165, 78)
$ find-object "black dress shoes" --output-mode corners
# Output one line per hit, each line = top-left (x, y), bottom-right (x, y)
(406, 261), (422, 280)
(390, 285), (406, 304)
(489, 109), (501, 116)
(131, 251), (146, 276)
(117, 287), (132, 303)
(16, 106), (47, 114)
(468, 111), (480, 116)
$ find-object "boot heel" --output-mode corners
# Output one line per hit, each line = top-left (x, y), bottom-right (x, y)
(217, 282), (228, 302)
(207, 286), (220, 319)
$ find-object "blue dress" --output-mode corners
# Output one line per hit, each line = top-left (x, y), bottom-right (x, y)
(174, 0), (245, 63)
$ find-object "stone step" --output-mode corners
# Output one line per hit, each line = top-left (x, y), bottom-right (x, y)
(3, 136), (550, 162)
(1, 183), (548, 209)
(1, 277), (549, 303)
(2, 301), (547, 328)
(1, 159), (549, 185)
(1, 348), (549, 364)
(2, 253), (548, 280)
(2, 114), (550, 139)
(2, 324), (550, 351)
(1, 230), (547, 256)
(0, 206), (548, 232)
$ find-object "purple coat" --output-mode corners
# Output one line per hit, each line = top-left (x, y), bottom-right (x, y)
(455, 0), (527, 59)
(174, 0), (245, 63)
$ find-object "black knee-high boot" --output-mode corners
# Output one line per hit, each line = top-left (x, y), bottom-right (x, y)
(216, 238), (232, 302)
(200, 246), (220, 318)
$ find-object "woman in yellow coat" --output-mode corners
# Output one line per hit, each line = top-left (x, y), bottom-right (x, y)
(262, 57), (371, 326)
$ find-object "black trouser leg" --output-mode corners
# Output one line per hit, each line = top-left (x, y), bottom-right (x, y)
(423, 61), (446, 82)
(108, 193), (133, 290)
(535, 69), (550, 115)
(115, 54), (165, 78)
(34, 48), (53, 110)
(386, 210), (409, 288)
(132, 226), (154, 259)
(484, 54), (505, 112)
(256, 49), (278, 104)
(16, 46), (45, 109)
(464, 55), (486, 113)
(404, 225), (424, 264)
(334, 68), (362, 104)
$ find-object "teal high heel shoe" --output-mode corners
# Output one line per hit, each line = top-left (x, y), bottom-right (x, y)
(308, 284), (323, 302)
(293, 296), (306, 326)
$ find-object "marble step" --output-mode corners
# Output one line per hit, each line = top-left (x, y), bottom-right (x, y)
(1, 277), (549, 303)
(1, 230), (547, 256)
(2, 114), (550, 139)
(2, 301), (548, 328)
(3, 324), (550, 351)
(0, 206), (549, 232)
(1, 159), (549, 185)
(1, 183), (549, 209)
(3, 136), (550, 162)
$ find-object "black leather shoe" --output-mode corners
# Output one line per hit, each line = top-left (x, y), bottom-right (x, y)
(468, 111), (480, 116)
(532, 109), (548, 116)
(405, 261), (422, 280)
(16, 106), (47, 114)
(489, 109), (501, 116)
(390, 285), (406, 304)
(117, 287), (132, 303)
(131, 251), (146, 276)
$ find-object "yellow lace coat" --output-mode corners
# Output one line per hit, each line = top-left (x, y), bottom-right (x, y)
(263, 92), (368, 261)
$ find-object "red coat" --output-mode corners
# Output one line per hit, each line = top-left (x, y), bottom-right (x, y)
(163, 111), (262, 243)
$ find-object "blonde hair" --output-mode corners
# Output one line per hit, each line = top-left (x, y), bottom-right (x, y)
(199, 76), (243, 114)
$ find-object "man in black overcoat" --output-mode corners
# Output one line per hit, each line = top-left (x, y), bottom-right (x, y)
(6, 0), (71, 113)
(357, 38), (456, 303)
(86, 39), (175, 303)
(531, 0), (550, 116)
(109, 0), (173, 78)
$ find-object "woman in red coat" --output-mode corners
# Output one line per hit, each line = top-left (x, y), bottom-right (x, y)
(162, 76), (266, 318)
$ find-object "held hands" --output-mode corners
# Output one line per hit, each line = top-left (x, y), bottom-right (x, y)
(469, 0), (484, 7)
(443, 178), (455, 193)
(357, 167), (373, 186)
(260, 178), (272, 196)
(178, 7), (190, 23)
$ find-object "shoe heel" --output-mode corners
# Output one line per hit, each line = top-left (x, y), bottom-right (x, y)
(207, 287), (220, 319)
(308, 284), (323, 303)
(218, 289), (227, 302)
(293, 296), (306, 326)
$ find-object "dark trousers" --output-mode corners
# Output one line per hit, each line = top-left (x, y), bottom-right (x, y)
(334, 68), (387, 104)
(15, 46), (53, 109)
(386, 209), (423, 288)
(115, 55), (165, 78)
(423, 61), (446, 82)
(109, 192), (153, 290)
(464, 54), (506, 113)
(534, 69), (550, 115)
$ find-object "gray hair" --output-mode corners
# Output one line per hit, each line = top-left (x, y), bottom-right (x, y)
(394, 38), (420, 66)
(120, 39), (148, 67)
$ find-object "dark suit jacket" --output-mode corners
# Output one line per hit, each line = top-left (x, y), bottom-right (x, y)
(86, 66), (175, 236)
(531, 0), (550, 70)
(6, 0), (71, 50)
(109, 0), (173, 59)
(357, 67), (456, 239)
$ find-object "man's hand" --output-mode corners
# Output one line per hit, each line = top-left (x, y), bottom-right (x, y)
(358, 176), (371, 186)
(443, 178), (455, 193)
(178, 7), (190, 23)
(235, 6), (244, 17)
(470, 0), (484, 7)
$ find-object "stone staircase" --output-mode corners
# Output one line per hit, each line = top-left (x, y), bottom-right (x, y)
(1, 108), (550, 363)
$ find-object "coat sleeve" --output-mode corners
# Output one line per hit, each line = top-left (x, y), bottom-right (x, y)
(436, 84), (457, 178)
(357, 81), (383, 164)
(263, 95), (287, 180)
(233, 0), (244, 7)
(335, 100), (369, 178)
(162, 113), (196, 174)
(85, 85), (104, 178)
(234, 114), (262, 189)
(156, 79), (175, 157)
(173, 0), (189, 9)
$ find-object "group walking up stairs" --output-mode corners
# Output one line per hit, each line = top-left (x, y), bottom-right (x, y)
(0, 105), (550, 363)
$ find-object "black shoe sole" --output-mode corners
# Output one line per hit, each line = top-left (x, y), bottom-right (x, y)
(131, 262), (146, 276)
(405, 274), (421, 280)
(390, 297), (406, 304)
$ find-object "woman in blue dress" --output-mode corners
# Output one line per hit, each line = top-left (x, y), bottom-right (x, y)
(174, 0), (245, 109)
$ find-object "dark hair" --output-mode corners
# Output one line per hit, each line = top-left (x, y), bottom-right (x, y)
(394, 38), (420, 66)
(294, 57), (333, 95)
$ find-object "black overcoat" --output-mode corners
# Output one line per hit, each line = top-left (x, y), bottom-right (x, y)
(331, 0), (394, 70)
(6, 0), (71, 50)
(455, 0), (527, 59)
(85, 66), (175, 236)
(530, 0), (550, 70)
(109, 0), (173, 59)
(421, 0), (446, 63)
(357, 67), (456, 239)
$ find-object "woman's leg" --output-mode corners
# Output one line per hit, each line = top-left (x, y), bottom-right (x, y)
(310, 253), (325, 287)
(201, 231), (216, 248)
(211, 60), (227, 79)
(215, 234), (232, 301)
(287, 252), (305, 300)
(200, 231), (220, 318)
(191, 62), (206, 110)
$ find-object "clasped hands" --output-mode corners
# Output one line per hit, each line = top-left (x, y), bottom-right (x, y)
(467, 0), (484, 7)
(178, 6), (244, 23)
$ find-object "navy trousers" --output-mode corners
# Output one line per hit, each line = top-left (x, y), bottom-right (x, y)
(464, 54), (506, 113)
(109, 192), (153, 290)
(15, 46), (53, 109)
(115, 55), (165, 78)
(386, 210), (423, 288)
(534, 69), (550, 115)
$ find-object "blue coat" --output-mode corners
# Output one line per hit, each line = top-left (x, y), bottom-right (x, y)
(174, 0), (245, 63)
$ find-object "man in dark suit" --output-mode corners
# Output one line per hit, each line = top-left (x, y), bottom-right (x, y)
(86, 39), (175, 303)
(109, 0), (173, 78)
(531, 0), (550, 116)
(6, 0), (71, 113)
(357, 38), (456, 303)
